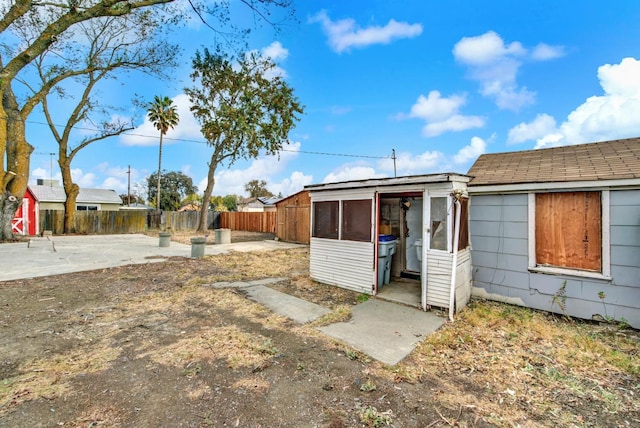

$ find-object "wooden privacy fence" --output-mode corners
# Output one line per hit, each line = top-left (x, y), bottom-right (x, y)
(147, 211), (220, 231)
(219, 211), (276, 233)
(41, 210), (147, 235)
(40, 210), (221, 235)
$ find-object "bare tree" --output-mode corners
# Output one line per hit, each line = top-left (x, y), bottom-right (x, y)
(31, 13), (179, 232)
(0, 0), (294, 240)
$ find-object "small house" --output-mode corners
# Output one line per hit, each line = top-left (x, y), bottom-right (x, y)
(307, 174), (472, 317)
(275, 190), (310, 244)
(467, 137), (640, 328)
(238, 196), (279, 213)
(31, 182), (122, 211)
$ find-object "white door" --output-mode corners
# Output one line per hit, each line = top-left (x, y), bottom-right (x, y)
(421, 193), (451, 310)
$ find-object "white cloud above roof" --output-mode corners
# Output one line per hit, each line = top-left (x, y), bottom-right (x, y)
(531, 43), (566, 61)
(506, 57), (640, 148)
(508, 113), (557, 144)
(453, 31), (565, 111)
(453, 136), (487, 164)
(310, 10), (423, 53)
(402, 90), (484, 137)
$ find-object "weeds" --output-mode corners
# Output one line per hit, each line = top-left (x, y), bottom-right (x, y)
(357, 405), (393, 427)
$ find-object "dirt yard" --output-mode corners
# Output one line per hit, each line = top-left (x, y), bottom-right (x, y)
(1, 232), (638, 427)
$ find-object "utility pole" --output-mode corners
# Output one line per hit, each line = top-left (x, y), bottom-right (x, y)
(392, 149), (397, 177)
(127, 165), (131, 206)
(49, 153), (55, 185)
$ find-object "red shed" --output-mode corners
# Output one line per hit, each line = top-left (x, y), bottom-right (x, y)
(11, 186), (39, 236)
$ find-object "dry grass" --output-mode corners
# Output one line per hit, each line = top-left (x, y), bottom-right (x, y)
(2, 246), (638, 427)
(389, 300), (640, 426)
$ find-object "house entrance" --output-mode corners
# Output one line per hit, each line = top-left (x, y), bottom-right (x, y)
(377, 193), (423, 307)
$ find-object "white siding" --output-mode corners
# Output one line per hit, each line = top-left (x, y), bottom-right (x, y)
(426, 251), (453, 308)
(310, 238), (374, 294)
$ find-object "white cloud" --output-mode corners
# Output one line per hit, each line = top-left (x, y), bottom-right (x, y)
(120, 93), (202, 147)
(453, 31), (564, 111)
(71, 168), (97, 188)
(254, 41), (289, 79)
(453, 31), (526, 66)
(310, 10), (422, 53)
(197, 141), (305, 196)
(271, 171), (314, 197)
(322, 164), (386, 183)
(262, 41), (288, 61)
(453, 136), (487, 164)
(404, 90), (484, 137)
(377, 149), (445, 175)
(531, 43), (566, 61)
(507, 113), (557, 144)
(506, 57), (640, 149)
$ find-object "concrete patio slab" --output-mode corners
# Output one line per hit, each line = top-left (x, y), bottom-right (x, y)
(318, 299), (446, 366)
(0, 234), (304, 282)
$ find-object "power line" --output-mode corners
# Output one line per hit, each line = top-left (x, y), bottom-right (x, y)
(25, 118), (392, 160)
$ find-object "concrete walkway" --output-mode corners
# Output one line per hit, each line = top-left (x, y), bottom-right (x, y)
(0, 234), (304, 282)
(210, 278), (446, 366)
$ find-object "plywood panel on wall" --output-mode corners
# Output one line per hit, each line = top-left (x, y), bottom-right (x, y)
(535, 191), (601, 271)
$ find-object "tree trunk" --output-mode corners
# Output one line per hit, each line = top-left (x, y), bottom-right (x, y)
(61, 159), (80, 234)
(1, 194), (21, 241)
(1, 89), (33, 241)
(156, 132), (163, 211)
(197, 159), (218, 233)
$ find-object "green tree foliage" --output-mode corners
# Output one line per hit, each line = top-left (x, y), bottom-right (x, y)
(147, 96), (180, 211)
(223, 195), (238, 211)
(209, 194), (239, 211)
(185, 49), (304, 232)
(146, 170), (197, 211)
(244, 179), (274, 198)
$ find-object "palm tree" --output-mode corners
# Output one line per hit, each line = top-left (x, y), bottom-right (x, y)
(147, 95), (179, 211)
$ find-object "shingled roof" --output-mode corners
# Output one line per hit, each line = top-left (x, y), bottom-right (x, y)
(467, 137), (640, 186)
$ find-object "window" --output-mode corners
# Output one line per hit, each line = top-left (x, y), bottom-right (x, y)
(342, 199), (372, 242)
(534, 191), (602, 272)
(77, 205), (98, 211)
(430, 197), (448, 250)
(312, 201), (338, 239)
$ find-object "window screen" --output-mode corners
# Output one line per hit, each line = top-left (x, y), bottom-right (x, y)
(342, 199), (372, 242)
(312, 201), (339, 239)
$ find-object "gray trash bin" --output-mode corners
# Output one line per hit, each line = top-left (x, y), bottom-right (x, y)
(159, 232), (172, 247)
(191, 237), (206, 258)
(215, 228), (231, 244)
(377, 235), (397, 287)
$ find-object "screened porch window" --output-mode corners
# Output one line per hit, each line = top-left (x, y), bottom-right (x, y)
(312, 201), (338, 239)
(341, 199), (372, 242)
(430, 197), (448, 250)
(535, 191), (602, 272)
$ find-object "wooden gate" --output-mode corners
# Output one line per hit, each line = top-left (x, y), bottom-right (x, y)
(284, 205), (310, 244)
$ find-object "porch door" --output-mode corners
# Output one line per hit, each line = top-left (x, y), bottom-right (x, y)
(421, 193), (450, 310)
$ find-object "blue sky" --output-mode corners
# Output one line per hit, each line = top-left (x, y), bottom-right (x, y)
(27, 0), (640, 200)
